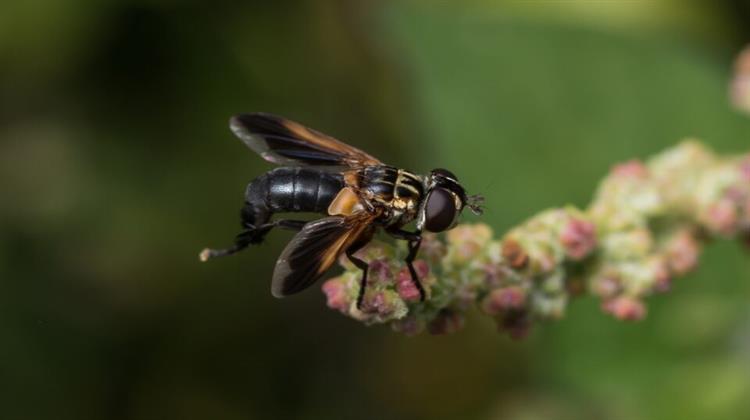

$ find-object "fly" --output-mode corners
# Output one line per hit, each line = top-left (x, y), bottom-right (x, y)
(200, 113), (483, 308)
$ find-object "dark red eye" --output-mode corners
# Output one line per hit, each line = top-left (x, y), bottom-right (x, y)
(424, 188), (458, 232)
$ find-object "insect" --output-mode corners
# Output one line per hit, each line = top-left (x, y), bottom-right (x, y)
(200, 113), (483, 308)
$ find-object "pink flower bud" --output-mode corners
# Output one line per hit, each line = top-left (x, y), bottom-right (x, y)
(483, 263), (506, 288)
(419, 233), (447, 263)
(666, 230), (700, 275)
(368, 259), (393, 286)
(360, 291), (400, 317)
(611, 160), (648, 178)
(396, 277), (421, 302)
(560, 218), (597, 260)
(413, 260), (430, 279)
(446, 223), (493, 246)
(705, 199), (739, 236)
(591, 275), (621, 298)
(535, 253), (557, 274)
(601, 297), (646, 321)
(446, 224), (493, 264)
(481, 286), (526, 315)
(322, 278), (350, 313)
(365, 292), (386, 314)
(724, 186), (746, 203)
(454, 241), (482, 263)
(396, 263), (428, 302)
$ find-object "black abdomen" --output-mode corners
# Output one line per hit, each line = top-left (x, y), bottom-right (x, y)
(247, 167), (344, 215)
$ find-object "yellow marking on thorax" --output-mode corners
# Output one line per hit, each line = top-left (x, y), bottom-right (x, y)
(392, 198), (409, 210)
(395, 170), (421, 197)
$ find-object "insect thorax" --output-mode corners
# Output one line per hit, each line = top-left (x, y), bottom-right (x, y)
(356, 166), (424, 225)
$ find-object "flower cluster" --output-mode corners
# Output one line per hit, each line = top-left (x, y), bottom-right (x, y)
(321, 142), (750, 337)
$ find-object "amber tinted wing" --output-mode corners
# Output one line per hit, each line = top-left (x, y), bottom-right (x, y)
(271, 213), (375, 298)
(230, 113), (382, 168)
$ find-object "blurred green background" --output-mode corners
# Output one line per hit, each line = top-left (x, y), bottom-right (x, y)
(2, 1), (750, 419)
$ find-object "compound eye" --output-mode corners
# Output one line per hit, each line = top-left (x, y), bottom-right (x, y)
(424, 188), (458, 232)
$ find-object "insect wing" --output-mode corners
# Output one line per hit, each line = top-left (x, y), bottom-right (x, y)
(271, 213), (374, 297)
(230, 113), (382, 168)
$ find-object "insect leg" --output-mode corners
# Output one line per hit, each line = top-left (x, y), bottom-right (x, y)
(274, 219), (307, 231)
(199, 229), (254, 261)
(405, 237), (426, 302)
(200, 219), (308, 262)
(345, 243), (370, 310)
(249, 218), (307, 239)
(386, 228), (426, 302)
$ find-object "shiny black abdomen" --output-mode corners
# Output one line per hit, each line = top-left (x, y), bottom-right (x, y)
(241, 167), (344, 228)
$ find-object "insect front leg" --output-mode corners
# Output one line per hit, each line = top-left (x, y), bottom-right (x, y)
(386, 228), (426, 302)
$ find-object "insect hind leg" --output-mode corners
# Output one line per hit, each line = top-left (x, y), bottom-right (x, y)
(199, 220), (308, 262)
(199, 226), (266, 262)
(343, 236), (374, 310)
(199, 204), (308, 262)
(346, 250), (369, 310)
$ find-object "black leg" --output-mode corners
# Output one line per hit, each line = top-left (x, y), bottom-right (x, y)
(274, 219), (307, 231)
(200, 219), (308, 261)
(386, 228), (426, 302)
(405, 237), (426, 302)
(199, 242), (247, 261)
(199, 228), (254, 261)
(255, 218), (307, 234)
(346, 246), (369, 310)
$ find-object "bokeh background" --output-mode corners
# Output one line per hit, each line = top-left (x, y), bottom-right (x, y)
(2, 1), (750, 419)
